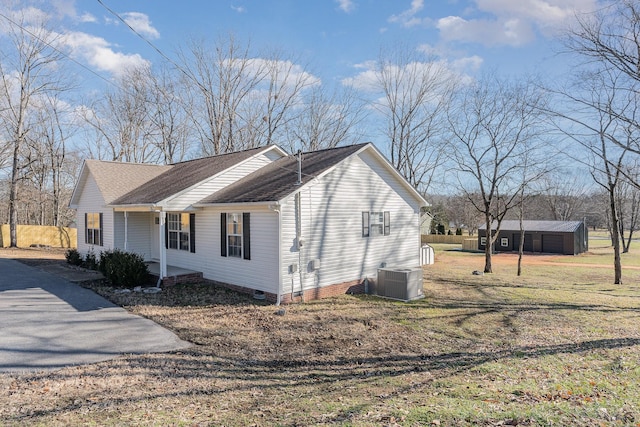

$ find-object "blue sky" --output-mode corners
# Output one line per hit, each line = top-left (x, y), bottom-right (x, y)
(22, 0), (599, 91)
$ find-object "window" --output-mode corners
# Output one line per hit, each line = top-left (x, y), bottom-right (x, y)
(85, 212), (103, 246)
(362, 211), (390, 237)
(166, 213), (195, 252)
(221, 212), (251, 260)
(227, 213), (242, 257)
(501, 237), (509, 247)
(480, 236), (487, 246)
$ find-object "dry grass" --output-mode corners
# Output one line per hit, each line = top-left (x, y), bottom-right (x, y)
(1, 246), (639, 426)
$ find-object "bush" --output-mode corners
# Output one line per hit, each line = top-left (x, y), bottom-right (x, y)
(84, 249), (98, 270)
(99, 249), (149, 288)
(65, 248), (83, 266)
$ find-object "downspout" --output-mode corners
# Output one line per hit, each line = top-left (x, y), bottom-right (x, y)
(274, 203), (282, 305)
(157, 211), (167, 287)
(295, 191), (304, 301)
(124, 211), (128, 251)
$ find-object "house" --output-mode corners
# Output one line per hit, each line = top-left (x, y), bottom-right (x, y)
(69, 143), (427, 303)
(478, 220), (588, 255)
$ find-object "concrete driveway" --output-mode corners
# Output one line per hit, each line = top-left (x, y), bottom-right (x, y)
(0, 258), (190, 373)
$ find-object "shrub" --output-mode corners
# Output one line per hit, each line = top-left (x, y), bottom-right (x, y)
(84, 249), (98, 270)
(99, 249), (149, 288)
(65, 248), (83, 266)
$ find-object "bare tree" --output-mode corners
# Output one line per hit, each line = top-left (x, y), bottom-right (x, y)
(538, 171), (590, 221)
(357, 45), (454, 194)
(286, 85), (367, 152)
(179, 34), (266, 155)
(145, 65), (193, 163)
(23, 94), (75, 226)
(547, 67), (630, 284)
(441, 193), (484, 235)
(82, 65), (157, 163)
(0, 11), (69, 246)
(246, 51), (318, 148)
(565, 0), (640, 176)
(615, 163), (640, 252)
(446, 75), (547, 273)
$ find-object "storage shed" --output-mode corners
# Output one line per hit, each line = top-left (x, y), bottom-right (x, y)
(478, 220), (588, 255)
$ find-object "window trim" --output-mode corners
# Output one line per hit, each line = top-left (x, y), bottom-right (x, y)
(227, 212), (243, 258)
(166, 212), (195, 252)
(220, 212), (251, 260)
(501, 237), (509, 247)
(362, 211), (390, 237)
(480, 236), (487, 246)
(85, 212), (103, 246)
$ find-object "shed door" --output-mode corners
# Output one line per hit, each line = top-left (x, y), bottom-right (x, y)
(512, 233), (533, 252)
(542, 234), (564, 253)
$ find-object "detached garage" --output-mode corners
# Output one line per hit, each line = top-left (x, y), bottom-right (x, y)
(478, 220), (588, 255)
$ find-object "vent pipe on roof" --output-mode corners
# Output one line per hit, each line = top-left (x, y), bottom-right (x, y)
(296, 150), (302, 185)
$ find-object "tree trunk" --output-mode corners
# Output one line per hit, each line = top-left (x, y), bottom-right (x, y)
(517, 215), (525, 277)
(9, 135), (21, 247)
(609, 184), (622, 284)
(483, 213), (493, 273)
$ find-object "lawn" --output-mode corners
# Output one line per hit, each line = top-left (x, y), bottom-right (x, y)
(1, 245), (639, 426)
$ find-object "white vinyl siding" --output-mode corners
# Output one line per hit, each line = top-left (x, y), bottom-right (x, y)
(280, 150), (421, 294)
(76, 174), (115, 256)
(163, 206), (279, 293)
(113, 212), (155, 259)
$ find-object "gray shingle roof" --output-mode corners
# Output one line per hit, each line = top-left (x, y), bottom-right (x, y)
(111, 146), (272, 205)
(84, 160), (171, 204)
(197, 143), (368, 204)
(479, 220), (583, 233)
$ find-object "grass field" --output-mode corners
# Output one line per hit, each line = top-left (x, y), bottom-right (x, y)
(1, 244), (639, 426)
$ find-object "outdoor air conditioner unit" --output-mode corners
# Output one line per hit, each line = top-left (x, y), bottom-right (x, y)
(374, 267), (424, 302)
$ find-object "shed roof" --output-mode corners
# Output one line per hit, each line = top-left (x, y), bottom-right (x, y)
(197, 143), (368, 204)
(111, 146), (276, 205)
(479, 220), (584, 233)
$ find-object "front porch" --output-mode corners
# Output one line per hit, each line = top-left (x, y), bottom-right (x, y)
(146, 262), (203, 286)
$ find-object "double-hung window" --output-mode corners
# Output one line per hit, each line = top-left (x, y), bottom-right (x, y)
(227, 213), (243, 257)
(362, 211), (390, 237)
(221, 212), (251, 260)
(167, 213), (195, 252)
(85, 212), (103, 246)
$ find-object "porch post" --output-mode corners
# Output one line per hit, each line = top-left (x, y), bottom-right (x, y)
(159, 211), (167, 285)
(124, 211), (128, 251)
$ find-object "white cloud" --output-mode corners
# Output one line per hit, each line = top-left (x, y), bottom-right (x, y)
(9, 6), (49, 26)
(437, 15), (535, 47)
(49, 0), (96, 23)
(388, 0), (427, 27)
(336, 0), (355, 13)
(390, 0), (598, 47)
(79, 13), (97, 23)
(64, 31), (150, 76)
(451, 55), (484, 72)
(342, 59), (460, 93)
(231, 5), (246, 13)
(122, 12), (159, 39)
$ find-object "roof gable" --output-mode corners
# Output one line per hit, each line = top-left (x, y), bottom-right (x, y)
(111, 145), (283, 206)
(69, 160), (170, 206)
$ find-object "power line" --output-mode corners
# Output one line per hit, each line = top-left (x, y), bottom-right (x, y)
(95, 0), (209, 96)
(0, 10), (119, 90)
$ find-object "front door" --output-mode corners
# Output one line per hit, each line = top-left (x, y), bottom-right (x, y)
(151, 213), (160, 260)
